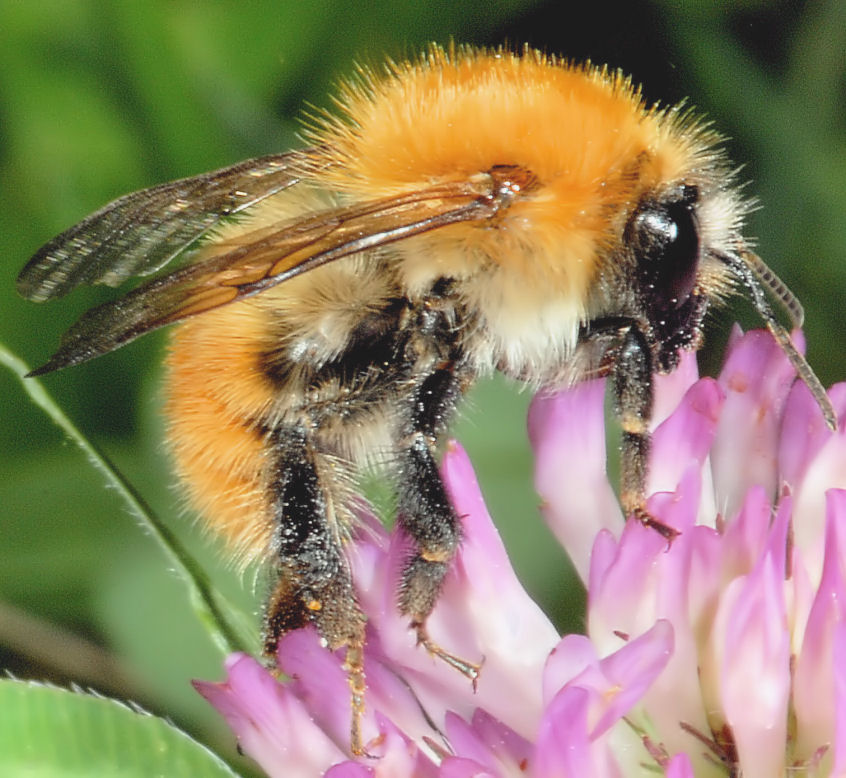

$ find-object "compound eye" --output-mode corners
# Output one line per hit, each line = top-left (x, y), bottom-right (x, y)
(630, 193), (700, 308)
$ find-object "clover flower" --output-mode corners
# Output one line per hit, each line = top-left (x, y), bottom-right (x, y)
(196, 328), (846, 777)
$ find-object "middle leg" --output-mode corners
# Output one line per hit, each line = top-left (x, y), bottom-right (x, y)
(395, 365), (481, 682)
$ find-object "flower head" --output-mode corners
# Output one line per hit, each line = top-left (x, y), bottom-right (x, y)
(197, 328), (846, 776)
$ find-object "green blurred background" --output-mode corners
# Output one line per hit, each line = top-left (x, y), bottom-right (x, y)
(2, 0), (844, 768)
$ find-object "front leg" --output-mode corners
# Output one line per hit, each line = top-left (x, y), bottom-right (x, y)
(612, 324), (678, 540)
(396, 366), (481, 683)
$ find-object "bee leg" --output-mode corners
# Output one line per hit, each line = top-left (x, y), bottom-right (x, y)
(262, 425), (368, 755)
(613, 325), (678, 541)
(397, 366), (481, 684)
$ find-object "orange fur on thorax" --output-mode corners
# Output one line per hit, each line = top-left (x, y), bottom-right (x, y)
(304, 46), (703, 307)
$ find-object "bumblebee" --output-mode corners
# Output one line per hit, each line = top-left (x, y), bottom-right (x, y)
(18, 45), (834, 754)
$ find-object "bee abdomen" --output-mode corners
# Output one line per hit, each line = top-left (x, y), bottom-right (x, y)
(165, 303), (279, 566)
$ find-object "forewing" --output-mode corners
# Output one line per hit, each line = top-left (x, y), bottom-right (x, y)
(29, 171), (521, 375)
(17, 153), (305, 302)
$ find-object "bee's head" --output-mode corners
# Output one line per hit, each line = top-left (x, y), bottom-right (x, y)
(623, 183), (708, 371)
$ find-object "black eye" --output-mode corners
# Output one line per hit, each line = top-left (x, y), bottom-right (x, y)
(628, 191), (700, 309)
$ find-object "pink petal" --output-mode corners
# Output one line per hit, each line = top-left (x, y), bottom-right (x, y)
(542, 623), (673, 741)
(647, 377), (723, 504)
(194, 653), (344, 777)
(586, 519), (667, 647)
(278, 626), (441, 761)
(719, 486), (773, 576)
(276, 628), (378, 752)
(716, 550), (790, 778)
(786, 387), (846, 578)
(324, 717), (437, 777)
(588, 469), (701, 652)
(370, 716), (438, 777)
(278, 629), (444, 768)
(685, 523), (723, 623)
(437, 757), (498, 778)
(621, 515), (717, 760)
(444, 710), (532, 776)
(591, 620), (674, 737)
(324, 764), (372, 778)
(779, 380), (845, 491)
(588, 529), (620, 591)
(793, 491), (846, 764)
(832, 621), (846, 774)
(712, 328), (800, 518)
(761, 494), (791, 581)
(529, 378), (622, 581)
(664, 752), (695, 778)
(542, 634), (602, 704)
(277, 611), (453, 757)
(534, 686), (621, 778)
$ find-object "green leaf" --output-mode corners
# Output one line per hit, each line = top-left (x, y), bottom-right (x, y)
(0, 344), (247, 659)
(0, 679), (240, 777)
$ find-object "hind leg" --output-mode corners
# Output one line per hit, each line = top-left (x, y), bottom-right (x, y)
(262, 424), (368, 753)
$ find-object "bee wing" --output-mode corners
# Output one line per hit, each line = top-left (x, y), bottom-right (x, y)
(28, 168), (523, 375)
(17, 153), (306, 302)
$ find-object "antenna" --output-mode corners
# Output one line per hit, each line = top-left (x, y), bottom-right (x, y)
(717, 249), (837, 431)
